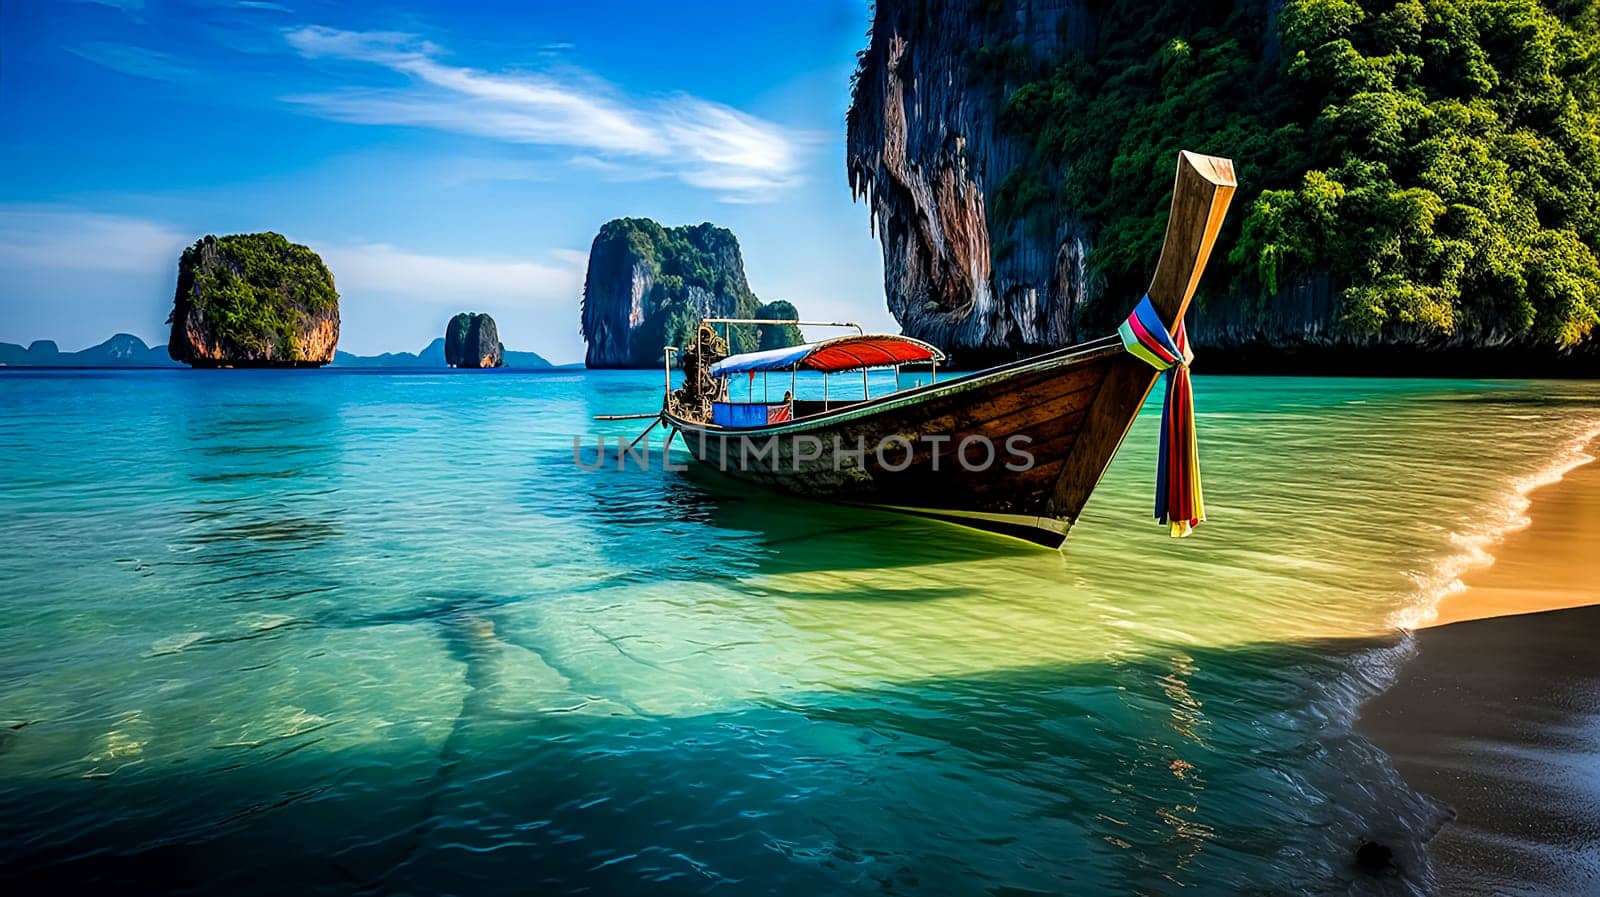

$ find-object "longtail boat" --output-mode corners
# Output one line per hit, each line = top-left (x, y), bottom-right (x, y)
(634, 151), (1235, 548)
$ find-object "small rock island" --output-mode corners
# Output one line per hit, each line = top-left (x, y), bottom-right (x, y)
(167, 233), (339, 367)
(582, 218), (804, 368)
(444, 313), (504, 368)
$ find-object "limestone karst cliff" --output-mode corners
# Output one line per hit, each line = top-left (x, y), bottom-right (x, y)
(580, 219), (766, 368)
(847, 0), (1600, 372)
(167, 233), (339, 367)
(445, 313), (504, 368)
(847, 0), (1097, 364)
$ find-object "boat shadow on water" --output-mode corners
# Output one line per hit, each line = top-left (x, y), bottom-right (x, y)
(539, 443), (1047, 590)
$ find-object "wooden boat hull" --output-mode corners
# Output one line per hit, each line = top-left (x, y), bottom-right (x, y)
(665, 337), (1122, 547)
(663, 151), (1236, 548)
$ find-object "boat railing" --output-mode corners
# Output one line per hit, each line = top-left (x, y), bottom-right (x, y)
(668, 320), (865, 382)
(664, 318), (951, 427)
(662, 345), (678, 403)
(699, 318), (865, 335)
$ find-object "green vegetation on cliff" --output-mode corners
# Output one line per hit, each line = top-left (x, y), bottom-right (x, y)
(754, 300), (806, 350)
(990, 0), (1600, 347)
(590, 218), (762, 362)
(172, 232), (338, 358)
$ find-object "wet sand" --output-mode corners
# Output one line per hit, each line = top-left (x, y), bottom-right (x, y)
(1361, 442), (1600, 894)
(1427, 439), (1600, 627)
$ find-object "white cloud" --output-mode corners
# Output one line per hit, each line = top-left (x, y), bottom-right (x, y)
(564, 154), (671, 183)
(0, 206), (584, 301)
(71, 0), (145, 11)
(0, 207), (190, 272)
(319, 241), (583, 302)
(320, 242), (589, 360)
(66, 42), (195, 81)
(433, 157), (554, 187)
(0, 207), (185, 349)
(548, 248), (590, 270)
(282, 25), (809, 202)
(659, 97), (802, 192)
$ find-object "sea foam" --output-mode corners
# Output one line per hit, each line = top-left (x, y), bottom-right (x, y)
(1392, 418), (1600, 630)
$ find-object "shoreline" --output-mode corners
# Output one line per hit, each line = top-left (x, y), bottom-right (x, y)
(1422, 436), (1600, 628)
(1360, 437), (1600, 892)
(1392, 430), (1600, 631)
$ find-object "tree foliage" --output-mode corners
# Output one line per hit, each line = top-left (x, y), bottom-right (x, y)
(754, 300), (806, 350)
(172, 232), (337, 359)
(584, 218), (765, 363)
(992, 0), (1600, 347)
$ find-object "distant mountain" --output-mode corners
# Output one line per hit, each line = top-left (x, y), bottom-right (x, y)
(2, 334), (557, 369)
(332, 338), (553, 368)
(330, 338), (439, 368)
(504, 350), (556, 368)
(418, 337), (446, 366)
(0, 334), (178, 367)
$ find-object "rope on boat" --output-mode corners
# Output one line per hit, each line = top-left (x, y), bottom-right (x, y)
(1119, 296), (1205, 537)
(667, 322), (728, 422)
(626, 417), (660, 451)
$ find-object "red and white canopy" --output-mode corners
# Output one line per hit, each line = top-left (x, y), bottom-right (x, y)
(708, 334), (944, 376)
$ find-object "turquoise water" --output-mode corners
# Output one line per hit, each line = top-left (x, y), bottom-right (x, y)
(2, 369), (1599, 895)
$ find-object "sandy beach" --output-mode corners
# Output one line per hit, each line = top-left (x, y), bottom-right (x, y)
(1427, 438), (1600, 628)
(1361, 440), (1600, 894)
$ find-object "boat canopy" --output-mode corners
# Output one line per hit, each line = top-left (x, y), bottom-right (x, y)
(709, 334), (944, 377)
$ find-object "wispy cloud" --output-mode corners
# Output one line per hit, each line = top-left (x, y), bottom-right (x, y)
(565, 154), (672, 183)
(312, 241), (589, 358)
(0, 207), (189, 272)
(548, 248), (590, 270)
(433, 157), (555, 188)
(282, 26), (807, 202)
(320, 241), (584, 303)
(0, 205), (584, 301)
(0, 207), (188, 349)
(70, 0), (145, 12)
(67, 42), (195, 81)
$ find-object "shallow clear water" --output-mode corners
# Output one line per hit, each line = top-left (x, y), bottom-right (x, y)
(1, 369), (1597, 895)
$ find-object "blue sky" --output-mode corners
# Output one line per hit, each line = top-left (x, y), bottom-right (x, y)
(0, 0), (891, 362)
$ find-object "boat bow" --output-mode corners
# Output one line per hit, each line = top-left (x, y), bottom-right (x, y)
(1045, 151), (1235, 524)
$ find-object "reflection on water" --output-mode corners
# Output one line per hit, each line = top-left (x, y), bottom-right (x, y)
(0, 369), (1597, 895)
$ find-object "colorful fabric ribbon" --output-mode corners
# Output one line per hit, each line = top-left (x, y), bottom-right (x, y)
(1117, 296), (1205, 537)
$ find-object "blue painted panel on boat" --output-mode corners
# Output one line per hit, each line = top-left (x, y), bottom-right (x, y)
(712, 402), (770, 427)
